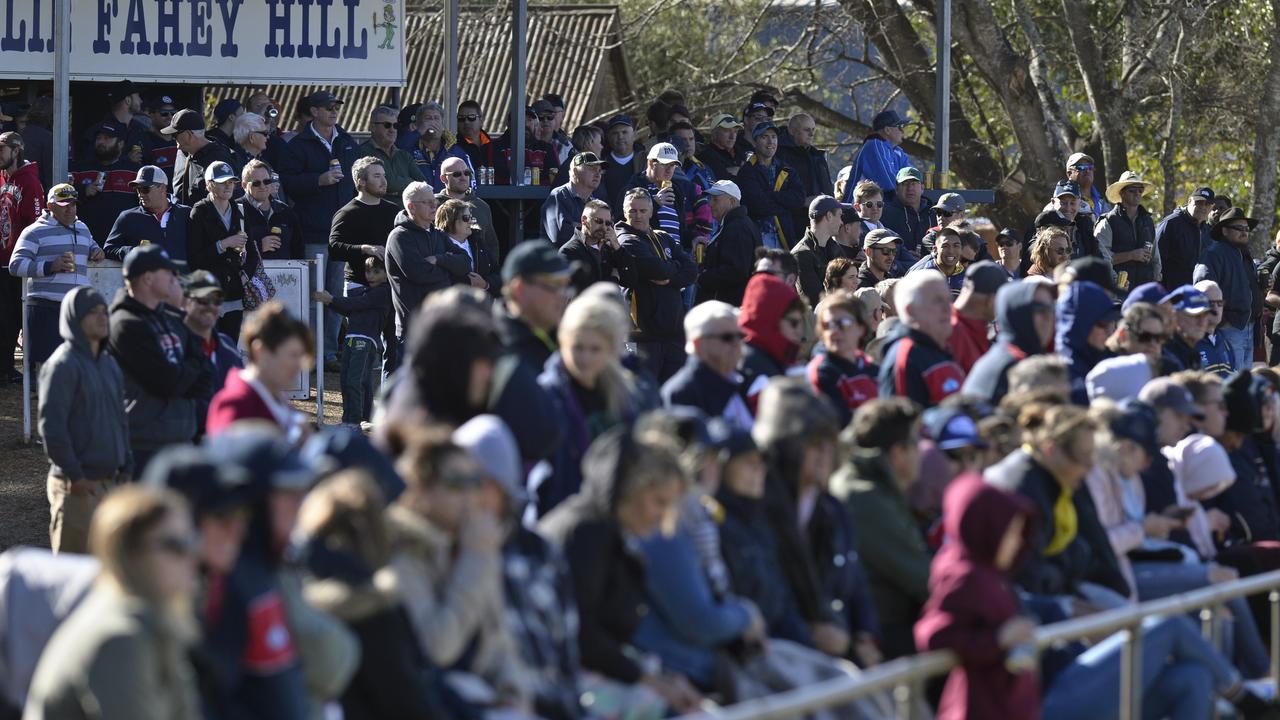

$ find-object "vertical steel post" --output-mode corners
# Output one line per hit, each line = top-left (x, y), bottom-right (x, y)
(1120, 623), (1144, 720)
(314, 254), (325, 424)
(21, 280), (29, 444)
(934, 0), (951, 188)
(1271, 592), (1279, 691)
(443, 0), (459, 133)
(510, 0), (528, 184)
(52, 0), (71, 185)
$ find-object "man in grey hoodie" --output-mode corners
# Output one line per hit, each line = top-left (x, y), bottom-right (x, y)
(37, 286), (131, 553)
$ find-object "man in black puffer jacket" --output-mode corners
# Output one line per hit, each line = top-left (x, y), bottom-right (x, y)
(618, 188), (696, 382)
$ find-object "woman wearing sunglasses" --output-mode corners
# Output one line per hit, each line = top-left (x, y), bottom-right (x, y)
(807, 291), (879, 427)
(435, 199), (500, 296)
(26, 485), (202, 719)
(1026, 226), (1072, 278)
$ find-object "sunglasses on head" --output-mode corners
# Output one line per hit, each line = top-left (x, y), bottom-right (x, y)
(457, 113), (480, 122)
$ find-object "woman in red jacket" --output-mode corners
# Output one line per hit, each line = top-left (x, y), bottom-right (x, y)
(206, 300), (311, 443)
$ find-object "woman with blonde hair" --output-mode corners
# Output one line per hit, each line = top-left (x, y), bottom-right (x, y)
(1026, 227), (1072, 277)
(533, 292), (643, 517)
(25, 485), (202, 719)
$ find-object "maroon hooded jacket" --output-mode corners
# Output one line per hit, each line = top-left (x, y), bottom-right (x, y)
(738, 273), (802, 411)
(914, 474), (1040, 720)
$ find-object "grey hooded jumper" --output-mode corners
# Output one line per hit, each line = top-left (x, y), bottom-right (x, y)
(37, 287), (132, 481)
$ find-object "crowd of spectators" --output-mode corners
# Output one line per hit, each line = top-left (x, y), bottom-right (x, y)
(5, 81), (1280, 719)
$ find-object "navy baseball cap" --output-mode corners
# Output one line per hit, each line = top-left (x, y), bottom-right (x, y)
(751, 121), (778, 140)
(213, 98), (242, 124)
(1054, 180), (1081, 198)
(1111, 400), (1161, 459)
(606, 114), (634, 129)
(502, 241), (570, 284)
(808, 195), (843, 219)
(1164, 285), (1211, 315)
(1192, 187), (1215, 202)
(1122, 282), (1167, 313)
(123, 244), (180, 279)
(964, 261), (1010, 295)
(924, 408), (988, 451)
(872, 109), (910, 130)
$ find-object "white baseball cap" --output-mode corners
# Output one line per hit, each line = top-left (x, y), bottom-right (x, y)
(706, 180), (741, 201)
(647, 142), (679, 164)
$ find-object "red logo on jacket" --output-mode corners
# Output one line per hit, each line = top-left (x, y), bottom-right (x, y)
(242, 592), (297, 674)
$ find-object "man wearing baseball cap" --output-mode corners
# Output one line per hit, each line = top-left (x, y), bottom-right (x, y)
(599, 114), (643, 215)
(180, 271), (243, 438)
(207, 98), (243, 150)
(498, 241), (573, 372)
(697, 180), (759, 305)
(542, 151), (607, 247)
(71, 121), (141, 244)
(1195, 207), (1262, 371)
(78, 80), (149, 167)
(1065, 152), (1108, 217)
(279, 90), (359, 366)
(625, 142), (693, 249)
(842, 109), (911, 203)
(881, 166), (932, 253)
(103, 165), (192, 264)
(0, 130), (42, 380)
(1159, 285), (1212, 372)
(1155, 184), (1211, 290)
(108, 245), (212, 475)
(736, 121), (805, 251)
(859, 228), (900, 289)
(791, 195), (848, 305)
(162, 107), (235, 207)
(947, 261), (1008, 372)
(696, 113), (745, 181)
(921, 191), (966, 254)
(141, 94), (180, 172)
(401, 100), (470, 193)
(9, 184), (104, 367)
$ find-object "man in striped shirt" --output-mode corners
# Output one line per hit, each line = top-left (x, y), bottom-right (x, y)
(8, 183), (104, 365)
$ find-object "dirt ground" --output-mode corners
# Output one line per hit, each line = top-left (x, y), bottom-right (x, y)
(0, 362), (346, 551)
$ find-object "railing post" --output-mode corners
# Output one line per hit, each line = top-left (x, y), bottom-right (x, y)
(1119, 623), (1143, 720)
(1271, 591), (1279, 691)
(893, 683), (911, 720)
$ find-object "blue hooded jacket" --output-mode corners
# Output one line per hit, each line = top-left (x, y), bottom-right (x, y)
(1055, 281), (1120, 404)
(961, 281), (1046, 403)
(841, 135), (911, 202)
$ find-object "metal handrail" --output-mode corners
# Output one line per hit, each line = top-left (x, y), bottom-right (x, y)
(680, 569), (1280, 720)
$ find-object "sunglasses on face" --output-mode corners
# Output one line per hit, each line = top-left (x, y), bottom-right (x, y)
(1133, 331), (1169, 344)
(372, 122), (395, 130)
(997, 237), (1020, 247)
(152, 534), (199, 558)
(448, 170), (472, 178)
(1225, 225), (1251, 233)
(1072, 163), (1094, 171)
(457, 114), (480, 122)
(860, 201), (884, 208)
(246, 178), (276, 188)
(704, 331), (744, 344)
(321, 105), (339, 112)
(191, 295), (222, 307)
(822, 316), (858, 331)
(537, 115), (556, 123)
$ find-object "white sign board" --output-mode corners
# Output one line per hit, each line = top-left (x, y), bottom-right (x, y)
(87, 259), (313, 399)
(0, 0), (405, 85)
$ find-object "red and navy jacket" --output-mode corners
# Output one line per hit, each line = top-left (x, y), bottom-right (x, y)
(807, 350), (879, 428)
(877, 325), (965, 409)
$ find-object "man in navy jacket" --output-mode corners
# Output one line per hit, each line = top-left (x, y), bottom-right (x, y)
(104, 165), (191, 263)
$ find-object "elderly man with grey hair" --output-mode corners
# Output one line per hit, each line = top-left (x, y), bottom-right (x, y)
(358, 104), (425, 208)
(876, 270), (965, 408)
(1193, 279), (1234, 376)
(399, 100), (472, 192)
(386, 182), (451, 341)
(660, 300), (754, 430)
(231, 111), (269, 168)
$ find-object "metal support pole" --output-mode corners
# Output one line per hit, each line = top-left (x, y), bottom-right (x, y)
(1271, 592), (1279, 691)
(892, 683), (911, 720)
(1119, 624), (1144, 720)
(52, 0), (71, 184)
(443, 0), (459, 133)
(21, 280), (30, 444)
(510, 0), (528, 185)
(933, 0), (951, 189)
(314, 254), (325, 424)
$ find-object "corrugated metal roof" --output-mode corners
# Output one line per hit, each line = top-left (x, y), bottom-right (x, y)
(208, 4), (634, 135)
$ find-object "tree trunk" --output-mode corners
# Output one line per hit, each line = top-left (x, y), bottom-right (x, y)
(1060, 0), (1129, 184)
(1158, 23), (1185, 218)
(1248, 0), (1280, 254)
